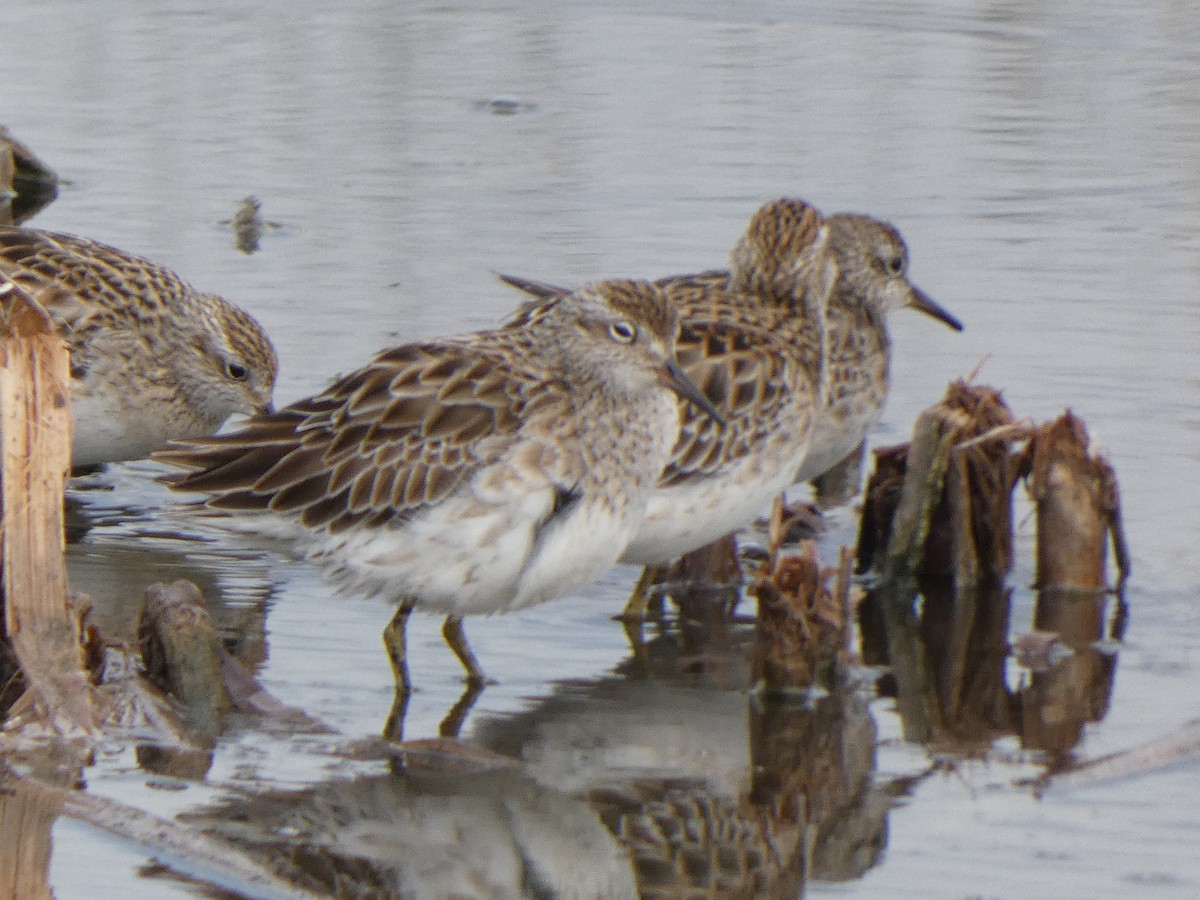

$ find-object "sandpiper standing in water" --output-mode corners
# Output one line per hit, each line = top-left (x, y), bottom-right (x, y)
(795, 211), (963, 487)
(0, 227), (278, 467)
(500, 198), (962, 616)
(157, 279), (720, 710)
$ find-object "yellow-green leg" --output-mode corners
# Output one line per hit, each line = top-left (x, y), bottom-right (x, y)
(382, 600), (414, 741)
(383, 600), (416, 693)
(443, 615), (487, 686)
(619, 564), (668, 622)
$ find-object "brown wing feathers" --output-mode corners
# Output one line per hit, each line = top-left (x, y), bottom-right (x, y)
(160, 342), (529, 532)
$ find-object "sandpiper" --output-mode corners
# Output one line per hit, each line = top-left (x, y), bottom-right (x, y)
(156, 279), (720, 695)
(502, 199), (836, 569)
(795, 212), (963, 484)
(499, 199), (962, 617)
(0, 227), (278, 467)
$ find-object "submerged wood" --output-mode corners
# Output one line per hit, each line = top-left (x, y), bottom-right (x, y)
(231, 195), (264, 254)
(0, 280), (95, 737)
(138, 580), (230, 736)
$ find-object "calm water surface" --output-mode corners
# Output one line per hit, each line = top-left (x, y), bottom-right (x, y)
(4, 1), (1200, 896)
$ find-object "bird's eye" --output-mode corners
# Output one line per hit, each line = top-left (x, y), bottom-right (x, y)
(226, 362), (249, 380)
(608, 320), (636, 343)
(885, 255), (905, 276)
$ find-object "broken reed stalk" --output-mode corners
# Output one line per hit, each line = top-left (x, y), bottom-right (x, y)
(1021, 410), (1129, 594)
(0, 280), (96, 736)
(877, 381), (1017, 587)
(751, 499), (852, 694)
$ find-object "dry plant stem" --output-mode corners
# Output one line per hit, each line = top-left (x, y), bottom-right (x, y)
(0, 281), (95, 736)
(752, 499), (849, 694)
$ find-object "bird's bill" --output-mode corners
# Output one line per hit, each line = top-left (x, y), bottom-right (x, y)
(908, 285), (964, 332)
(661, 359), (726, 426)
(497, 272), (569, 300)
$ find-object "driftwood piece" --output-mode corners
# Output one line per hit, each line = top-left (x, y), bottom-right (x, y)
(137, 579), (333, 740)
(0, 280), (95, 737)
(138, 580), (231, 736)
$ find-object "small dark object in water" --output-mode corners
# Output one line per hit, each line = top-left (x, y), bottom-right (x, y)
(231, 196), (263, 255)
(474, 96), (537, 116)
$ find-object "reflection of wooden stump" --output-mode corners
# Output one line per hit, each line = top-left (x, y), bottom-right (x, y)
(750, 688), (884, 882)
(0, 775), (61, 900)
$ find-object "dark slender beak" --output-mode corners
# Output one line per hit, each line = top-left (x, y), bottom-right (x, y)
(496, 272), (569, 300)
(908, 285), (963, 332)
(662, 359), (726, 426)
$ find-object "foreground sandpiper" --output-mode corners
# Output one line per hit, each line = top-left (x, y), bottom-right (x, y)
(0, 227), (278, 467)
(157, 279), (719, 697)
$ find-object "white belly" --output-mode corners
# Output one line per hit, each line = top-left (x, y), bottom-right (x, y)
(620, 449), (803, 566)
(797, 405), (880, 483)
(302, 479), (639, 618)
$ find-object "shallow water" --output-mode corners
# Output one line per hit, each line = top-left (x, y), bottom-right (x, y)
(4, 0), (1200, 896)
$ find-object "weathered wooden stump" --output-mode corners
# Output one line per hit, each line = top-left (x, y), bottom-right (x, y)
(853, 381), (1020, 744)
(1015, 411), (1128, 759)
(0, 279), (96, 738)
